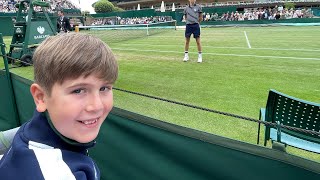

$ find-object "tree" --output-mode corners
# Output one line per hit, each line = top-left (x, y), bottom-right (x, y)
(94, 0), (115, 13)
(284, 2), (295, 10)
(81, 10), (90, 17)
(114, 7), (124, 12)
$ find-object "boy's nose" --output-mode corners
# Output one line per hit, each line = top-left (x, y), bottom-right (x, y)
(86, 94), (104, 112)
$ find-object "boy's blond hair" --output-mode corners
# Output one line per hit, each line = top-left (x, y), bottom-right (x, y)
(33, 33), (118, 94)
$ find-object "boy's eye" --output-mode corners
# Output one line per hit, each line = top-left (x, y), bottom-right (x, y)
(100, 86), (111, 91)
(72, 89), (84, 94)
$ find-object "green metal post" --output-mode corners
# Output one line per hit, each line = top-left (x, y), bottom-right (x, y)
(16, 1), (25, 22)
(0, 33), (21, 127)
(23, 0), (34, 56)
(42, 7), (57, 35)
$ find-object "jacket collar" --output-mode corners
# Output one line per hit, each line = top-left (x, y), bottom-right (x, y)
(23, 110), (96, 155)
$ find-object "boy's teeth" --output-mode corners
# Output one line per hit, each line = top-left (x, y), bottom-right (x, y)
(82, 119), (97, 125)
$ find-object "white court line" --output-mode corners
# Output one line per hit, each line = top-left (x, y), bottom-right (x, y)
(149, 35), (317, 38)
(111, 48), (320, 61)
(113, 43), (320, 52)
(147, 35), (245, 38)
(244, 31), (251, 49)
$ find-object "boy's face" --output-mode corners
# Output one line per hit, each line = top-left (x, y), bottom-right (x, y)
(33, 74), (113, 143)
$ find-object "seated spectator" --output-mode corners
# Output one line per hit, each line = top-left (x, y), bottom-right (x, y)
(205, 13), (210, 21)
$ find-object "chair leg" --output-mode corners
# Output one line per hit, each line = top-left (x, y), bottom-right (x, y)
(257, 122), (261, 144)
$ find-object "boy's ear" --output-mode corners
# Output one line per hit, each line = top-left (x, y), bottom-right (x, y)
(30, 83), (47, 112)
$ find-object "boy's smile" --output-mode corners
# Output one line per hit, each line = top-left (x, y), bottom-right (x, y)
(32, 74), (113, 143)
(78, 118), (98, 127)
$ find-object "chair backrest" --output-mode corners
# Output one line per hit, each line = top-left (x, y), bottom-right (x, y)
(265, 89), (320, 143)
(0, 127), (19, 156)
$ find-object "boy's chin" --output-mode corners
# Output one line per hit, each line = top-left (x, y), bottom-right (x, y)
(76, 135), (98, 144)
(74, 131), (100, 144)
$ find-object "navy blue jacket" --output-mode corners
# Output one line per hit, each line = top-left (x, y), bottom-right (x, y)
(0, 111), (100, 180)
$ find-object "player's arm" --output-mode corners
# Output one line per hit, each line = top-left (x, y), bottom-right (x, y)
(199, 5), (203, 23)
(199, 12), (203, 22)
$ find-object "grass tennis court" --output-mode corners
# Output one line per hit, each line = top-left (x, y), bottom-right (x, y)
(1, 25), (320, 161)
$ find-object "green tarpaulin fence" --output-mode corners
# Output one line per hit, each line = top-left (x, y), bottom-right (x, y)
(0, 71), (19, 130)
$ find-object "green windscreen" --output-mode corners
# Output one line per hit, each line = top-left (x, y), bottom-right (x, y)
(10, 73), (35, 124)
(92, 107), (320, 180)
(0, 71), (19, 131)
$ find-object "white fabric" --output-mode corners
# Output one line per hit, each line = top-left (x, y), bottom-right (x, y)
(29, 141), (76, 180)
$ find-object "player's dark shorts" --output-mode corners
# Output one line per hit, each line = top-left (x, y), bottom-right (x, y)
(185, 23), (200, 38)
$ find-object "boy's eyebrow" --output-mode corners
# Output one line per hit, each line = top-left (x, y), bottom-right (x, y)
(66, 82), (112, 89)
(64, 83), (88, 91)
(66, 83), (91, 88)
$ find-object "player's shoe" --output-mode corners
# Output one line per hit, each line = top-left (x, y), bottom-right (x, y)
(197, 54), (202, 63)
(183, 54), (189, 62)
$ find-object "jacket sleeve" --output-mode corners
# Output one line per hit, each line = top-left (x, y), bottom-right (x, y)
(0, 146), (45, 180)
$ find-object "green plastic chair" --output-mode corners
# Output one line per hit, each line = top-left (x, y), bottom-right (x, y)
(257, 89), (320, 153)
(0, 127), (19, 156)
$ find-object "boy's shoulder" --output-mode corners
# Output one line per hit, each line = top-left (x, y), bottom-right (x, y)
(0, 112), (100, 179)
(0, 124), (45, 178)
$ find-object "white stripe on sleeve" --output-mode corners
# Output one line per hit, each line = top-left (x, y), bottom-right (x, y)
(29, 141), (76, 180)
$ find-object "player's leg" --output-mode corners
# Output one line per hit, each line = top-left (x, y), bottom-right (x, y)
(195, 37), (202, 63)
(184, 24), (192, 61)
(184, 37), (191, 61)
(194, 24), (202, 63)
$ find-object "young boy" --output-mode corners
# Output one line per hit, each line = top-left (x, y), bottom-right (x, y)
(183, 0), (203, 63)
(0, 33), (118, 179)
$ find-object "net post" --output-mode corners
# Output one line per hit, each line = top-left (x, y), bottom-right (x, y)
(147, 24), (149, 36)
